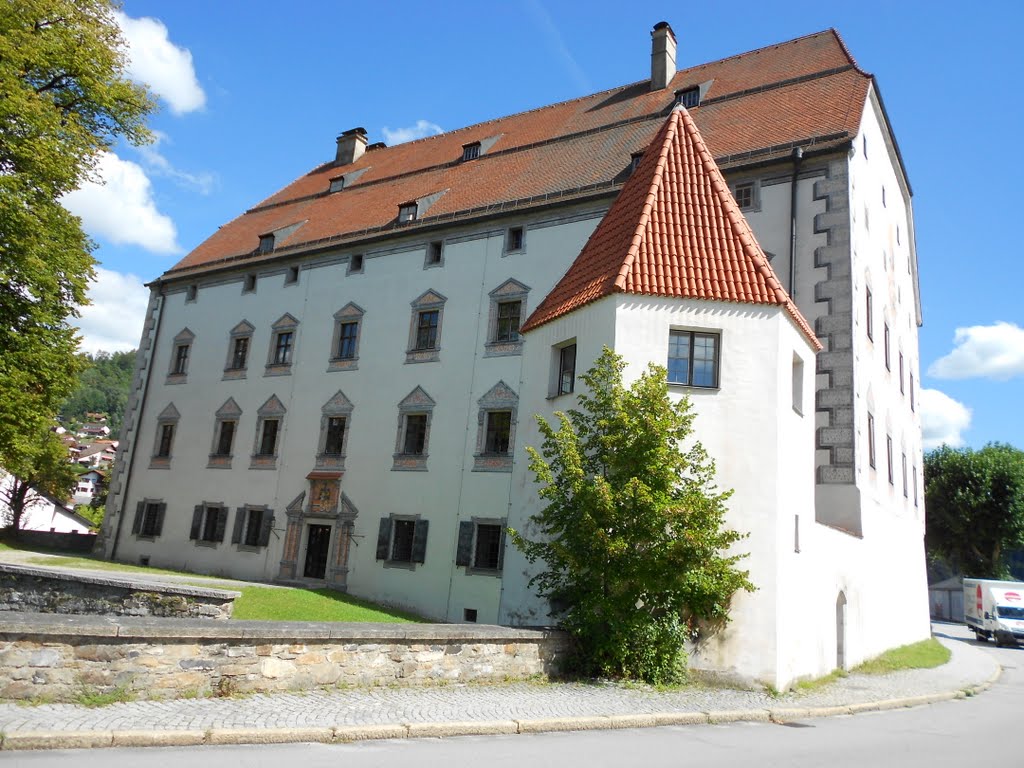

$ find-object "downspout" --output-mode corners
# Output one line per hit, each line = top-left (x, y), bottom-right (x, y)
(110, 284), (166, 560)
(788, 146), (804, 298)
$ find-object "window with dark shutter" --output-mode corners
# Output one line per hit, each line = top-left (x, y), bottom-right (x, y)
(141, 502), (162, 537)
(474, 524), (503, 570)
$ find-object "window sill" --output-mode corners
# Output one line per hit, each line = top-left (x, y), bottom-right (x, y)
(264, 364), (292, 377)
(484, 341), (523, 358)
(149, 457), (171, 470)
(207, 455), (233, 469)
(382, 560), (417, 571)
(472, 455), (512, 473)
(392, 454), (428, 472)
(193, 539), (220, 549)
(165, 374), (187, 385)
(222, 368), (248, 381)
(405, 348), (440, 364)
(315, 454), (346, 472)
(135, 534), (159, 542)
(327, 357), (358, 372)
(465, 566), (503, 578)
(236, 544), (263, 553)
(667, 382), (720, 392)
(249, 455), (278, 470)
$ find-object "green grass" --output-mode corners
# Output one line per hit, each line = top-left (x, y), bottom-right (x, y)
(793, 669), (848, 692)
(22, 553), (222, 579)
(231, 586), (423, 623)
(853, 638), (950, 675)
(72, 684), (134, 708)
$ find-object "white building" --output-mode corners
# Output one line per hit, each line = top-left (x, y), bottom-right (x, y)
(98, 24), (928, 688)
(1, 471), (92, 534)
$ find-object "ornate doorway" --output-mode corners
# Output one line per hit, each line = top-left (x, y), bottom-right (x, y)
(277, 472), (359, 589)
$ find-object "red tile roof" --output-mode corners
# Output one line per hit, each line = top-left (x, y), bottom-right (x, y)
(167, 29), (868, 277)
(520, 107), (821, 350)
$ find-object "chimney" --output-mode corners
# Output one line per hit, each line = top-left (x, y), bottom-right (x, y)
(335, 127), (368, 166)
(650, 21), (677, 91)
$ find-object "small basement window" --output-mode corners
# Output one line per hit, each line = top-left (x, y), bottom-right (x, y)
(462, 142), (481, 161)
(675, 86), (700, 109)
(398, 202), (417, 223)
(258, 234), (275, 254)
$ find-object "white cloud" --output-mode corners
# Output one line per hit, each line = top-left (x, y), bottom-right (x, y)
(920, 388), (972, 450)
(75, 268), (150, 354)
(114, 11), (206, 115)
(382, 120), (444, 145)
(136, 131), (215, 195)
(62, 151), (181, 254)
(928, 321), (1024, 380)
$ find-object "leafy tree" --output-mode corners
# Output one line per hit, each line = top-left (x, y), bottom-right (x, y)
(925, 443), (1024, 578)
(1, 429), (77, 535)
(0, 2), (153, 470)
(62, 350), (137, 436)
(513, 348), (754, 683)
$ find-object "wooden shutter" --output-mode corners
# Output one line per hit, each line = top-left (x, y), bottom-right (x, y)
(190, 505), (203, 540)
(375, 518), (391, 560)
(455, 521), (474, 567)
(131, 501), (145, 534)
(231, 507), (246, 544)
(411, 519), (429, 564)
(258, 512), (274, 547)
(155, 503), (167, 535)
(213, 507), (228, 542)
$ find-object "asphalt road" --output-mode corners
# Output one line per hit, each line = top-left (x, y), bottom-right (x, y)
(8, 623), (1019, 767)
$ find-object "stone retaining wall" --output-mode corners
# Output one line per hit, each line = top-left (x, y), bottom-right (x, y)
(0, 613), (568, 701)
(11, 531), (97, 553)
(0, 564), (239, 620)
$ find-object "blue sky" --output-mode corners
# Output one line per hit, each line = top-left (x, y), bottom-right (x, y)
(66, 0), (1024, 452)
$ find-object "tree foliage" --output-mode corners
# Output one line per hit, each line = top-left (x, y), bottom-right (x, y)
(513, 348), (754, 683)
(62, 350), (136, 436)
(0, 1), (153, 469)
(1, 428), (76, 534)
(925, 443), (1024, 579)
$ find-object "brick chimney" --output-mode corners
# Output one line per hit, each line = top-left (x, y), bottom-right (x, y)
(335, 127), (368, 166)
(650, 22), (677, 91)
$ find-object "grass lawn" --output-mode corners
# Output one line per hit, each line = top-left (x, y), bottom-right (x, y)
(853, 637), (951, 674)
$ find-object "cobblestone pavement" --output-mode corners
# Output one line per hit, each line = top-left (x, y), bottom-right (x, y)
(0, 625), (999, 738)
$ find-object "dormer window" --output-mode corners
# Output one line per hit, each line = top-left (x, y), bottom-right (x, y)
(329, 175), (345, 193)
(629, 152), (644, 173)
(462, 142), (481, 162)
(675, 86), (700, 109)
(349, 253), (364, 273)
(258, 234), (274, 254)
(398, 202), (417, 223)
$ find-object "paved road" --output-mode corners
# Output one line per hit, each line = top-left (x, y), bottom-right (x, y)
(6, 624), (1018, 766)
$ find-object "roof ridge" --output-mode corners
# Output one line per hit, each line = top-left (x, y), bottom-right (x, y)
(678, 28), (839, 76)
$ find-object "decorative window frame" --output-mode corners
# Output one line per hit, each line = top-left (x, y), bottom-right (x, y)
(131, 499), (166, 540)
(484, 279), (529, 358)
(208, 397), (242, 469)
(473, 381), (518, 473)
(231, 505), (275, 551)
(223, 320), (254, 381)
(190, 501), (228, 547)
(405, 290), (447, 364)
(166, 328), (194, 384)
(265, 313), (299, 377)
(375, 514), (429, 569)
(149, 403), (180, 469)
(392, 386), (435, 472)
(328, 302), (364, 372)
(250, 394), (286, 470)
(316, 389), (354, 471)
(455, 517), (506, 575)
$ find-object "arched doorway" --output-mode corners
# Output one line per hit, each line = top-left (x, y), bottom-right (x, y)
(836, 591), (848, 669)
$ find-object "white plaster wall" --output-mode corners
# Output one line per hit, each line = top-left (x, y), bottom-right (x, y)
(1, 473), (90, 534)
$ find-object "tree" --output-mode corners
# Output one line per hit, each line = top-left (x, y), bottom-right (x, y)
(512, 348), (754, 683)
(1, 428), (77, 535)
(0, 2), (153, 471)
(925, 443), (1024, 579)
(62, 349), (137, 436)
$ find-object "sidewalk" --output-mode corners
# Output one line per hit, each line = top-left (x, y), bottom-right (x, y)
(0, 623), (999, 751)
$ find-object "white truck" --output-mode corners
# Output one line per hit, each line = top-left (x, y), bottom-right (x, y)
(963, 578), (1024, 646)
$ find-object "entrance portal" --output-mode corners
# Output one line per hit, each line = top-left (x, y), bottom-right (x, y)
(304, 524), (332, 579)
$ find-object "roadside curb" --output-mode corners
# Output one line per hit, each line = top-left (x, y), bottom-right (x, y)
(0, 672), (1001, 751)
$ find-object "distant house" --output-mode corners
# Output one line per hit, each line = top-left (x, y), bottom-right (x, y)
(76, 441), (118, 469)
(73, 469), (105, 507)
(79, 423), (111, 438)
(0, 471), (92, 534)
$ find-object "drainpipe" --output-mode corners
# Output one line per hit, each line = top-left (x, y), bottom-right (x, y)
(789, 146), (804, 298)
(110, 284), (166, 560)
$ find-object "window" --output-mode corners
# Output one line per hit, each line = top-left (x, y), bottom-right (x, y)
(675, 86), (700, 108)
(865, 288), (874, 340)
(462, 142), (480, 161)
(913, 466), (919, 507)
(867, 413), (876, 469)
(505, 226), (524, 253)
(884, 323), (891, 370)
(406, 291), (447, 364)
(629, 151), (644, 173)
(882, 185), (886, 208)
(792, 354), (804, 415)
(349, 253), (364, 273)
(328, 175), (345, 193)
(329, 302), (364, 371)
(398, 202), (417, 223)
(899, 352), (905, 394)
(667, 330), (719, 388)
(886, 435), (894, 485)
(316, 389), (354, 469)
(376, 516), (429, 565)
(215, 421), (235, 456)
(251, 395), (286, 469)
(485, 279), (529, 357)
(426, 240), (443, 267)
(258, 234), (275, 254)
(185, 284), (198, 302)
(733, 182), (755, 210)
(474, 381), (518, 472)
(232, 506), (274, 548)
(484, 411), (512, 454)
(324, 417), (346, 455)
(862, 135), (867, 158)
(208, 397), (241, 468)
(132, 501), (166, 538)
(393, 387), (434, 471)
(190, 503), (228, 544)
(285, 265), (299, 285)
(456, 519), (506, 572)
(223, 320), (254, 380)
(266, 314), (299, 375)
(910, 373), (915, 411)
(902, 452), (908, 497)
(243, 273), (257, 293)
(557, 343), (576, 395)
(495, 301), (521, 343)
(167, 328), (194, 383)
(150, 403), (179, 469)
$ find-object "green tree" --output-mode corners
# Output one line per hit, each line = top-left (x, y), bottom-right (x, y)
(0, 1), (153, 469)
(1, 428), (77, 535)
(62, 350), (137, 436)
(513, 348), (754, 683)
(925, 443), (1024, 578)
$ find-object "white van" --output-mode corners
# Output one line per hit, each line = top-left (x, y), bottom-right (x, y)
(963, 578), (1024, 646)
